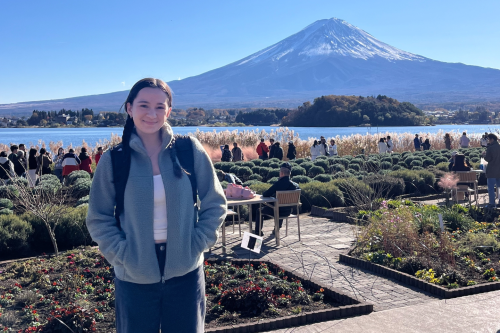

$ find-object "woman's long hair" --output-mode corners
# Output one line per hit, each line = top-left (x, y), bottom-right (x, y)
(313, 140), (318, 147)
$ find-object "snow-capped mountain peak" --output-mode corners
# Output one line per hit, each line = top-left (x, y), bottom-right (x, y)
(237, 17), (425, 66)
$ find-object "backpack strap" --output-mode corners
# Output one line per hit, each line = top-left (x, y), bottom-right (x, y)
(172, 135), (198, 207)
(110, 143), (127, 230)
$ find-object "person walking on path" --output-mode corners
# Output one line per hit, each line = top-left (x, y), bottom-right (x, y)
(268, 139), (276, 159)
(328, 139), (338, 156)
(459, 132), (470, 148)
(86, 78), (226, 333)
(231, 142), (244, 162)
(413, 134), (421, 151)
(310, 140), (322, 161)
(27, 148), (38, 187)
(378, 138), (388, 154)
(386, 136), (394, 153)
(79, 147), (93, 174)
(256, 139), (269, 160)
(444, 133), (452, 150)
(221, 144), (232, 162)
(286, 141), (297, 160)
(95, 147), (103, 166)
(0, 151), (15, 183)
(53, 148), (65, 182)
(273, 142), (284, 160)
(482, 133), (500, 208)
(36, 148), (53, 175)
(422, 139), (431, 151)
(62, 149), (81, 178)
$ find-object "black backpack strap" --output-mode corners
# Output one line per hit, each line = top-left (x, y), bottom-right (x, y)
(173, 135), (198, 207)
(110, 143), (128, 230)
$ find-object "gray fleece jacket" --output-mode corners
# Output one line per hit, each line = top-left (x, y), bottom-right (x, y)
(86, 124), (227, 284)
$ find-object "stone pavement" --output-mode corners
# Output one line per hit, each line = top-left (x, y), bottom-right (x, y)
(207, 214), (435, 312)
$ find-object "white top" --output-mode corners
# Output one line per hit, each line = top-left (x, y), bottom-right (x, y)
(378, 142), (388, 154)
(460, 136), (470, 147)
(328, 144), (337, 155)
(386, 139), (394, 152)
(310, 145), (322, 160)
(153, 174), (168, 242)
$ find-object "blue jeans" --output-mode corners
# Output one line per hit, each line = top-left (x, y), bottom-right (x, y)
(487, 178), (500, 206)
(114, 243), (206, 333)
(53, 168), (63, 183)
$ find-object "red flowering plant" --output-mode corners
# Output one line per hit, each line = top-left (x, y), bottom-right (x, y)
(37, 305), (96, 332)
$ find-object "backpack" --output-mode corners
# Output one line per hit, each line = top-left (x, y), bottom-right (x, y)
(110, 135), (197, 229)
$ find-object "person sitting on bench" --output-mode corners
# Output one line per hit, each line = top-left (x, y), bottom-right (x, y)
(253, 162), (299, 236)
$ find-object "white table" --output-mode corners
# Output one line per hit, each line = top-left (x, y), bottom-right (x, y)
(226, 195), (280, 246)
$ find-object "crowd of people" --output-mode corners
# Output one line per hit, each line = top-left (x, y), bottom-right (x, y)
(0, 143), (104, 186)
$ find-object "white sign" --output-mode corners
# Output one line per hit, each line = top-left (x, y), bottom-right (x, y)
(241, 232), (263, 254)
(438, 214), (444, 232)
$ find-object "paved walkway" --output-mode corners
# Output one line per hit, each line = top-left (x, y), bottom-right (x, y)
(208, 215), (435, 312)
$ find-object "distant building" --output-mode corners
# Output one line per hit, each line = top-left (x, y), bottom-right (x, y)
(56, 114), (70, 124)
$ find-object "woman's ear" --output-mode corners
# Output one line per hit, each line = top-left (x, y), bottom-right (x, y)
(126, 102), (132, 118)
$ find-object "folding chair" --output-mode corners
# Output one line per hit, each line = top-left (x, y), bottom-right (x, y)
(261, 190), (302, 241)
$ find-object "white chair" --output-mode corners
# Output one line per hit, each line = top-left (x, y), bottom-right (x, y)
(261, 190), (302, 241)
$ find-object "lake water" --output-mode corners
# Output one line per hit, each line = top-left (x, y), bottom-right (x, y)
(1, 124), (499, 147)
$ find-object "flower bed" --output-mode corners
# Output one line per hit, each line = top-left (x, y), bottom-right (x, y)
(0, 250), (372, 332)
(345, 200), (500, 298)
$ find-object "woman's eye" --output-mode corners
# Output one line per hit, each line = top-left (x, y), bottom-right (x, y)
(140, 105), (148, 108)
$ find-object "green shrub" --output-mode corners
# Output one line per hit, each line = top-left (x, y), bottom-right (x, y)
(0, 214), (32, 256)
(40, 174), (60, 184)
(229, 165), (240, 174)
(0, 198), (13, 210)
(0, 185), (19, 199)
(219, 162), (233, 172)
(66, 170), (91, 186)
(348, 164), (361, 172)
(220, 181), (228, 189)
(441, 205), (474, 231)
(291, 166), (306, 177)
(269, 158), (280, 163)
(389, 169), (436, 195)
(243, 180), (262, 187)
(249, 182), (272, 194)
(422, 159), (435, 167)
(334, 158), (350, 168)
(410, 160), (423, 168)
(300, 162), (314, 172)
(392, 165), (402, 171)
(380, 161), (392, 170)
(350, 158), (364, 166)
(331, 178), (372, 206)
(267, 169), (280, 179)
(412, 166), (424, 170)
(308, 166), (325, 177)
(248, 174), (263, 181)
(436, 162), (449, 172)
(332, 164), (345, 172)
(294, 158), (306, 165)
(391, 156), (400, 164)
(313, 159), (329, 170)
(35, 175), (62, 195)
(76, 195), (89, 207)
(300, 181), (344, 211)
(251, 159), (263, 166)
(404, 156), (415, 167)
(333, 171), (353, 179)
(237, 167), (253, 179)
(291, 176), (312, 184)
(213, 162), (223, 170)
(259, 167), (272, 178)
(313, 174), (333, 183)
(260, 161), (271, 167)
(10, 178), (28, 188)
(71, 179), (92, 199)
(364, 175), (405, 198)
(365, 160), (380, 172)
(0, 208), (13, 215)
(241, 162), (255, 168)
(268, 177), (280, 184)
(251, 166), (261, 174)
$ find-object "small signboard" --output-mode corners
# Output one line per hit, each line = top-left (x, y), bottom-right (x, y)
(241, 232), (263, 254)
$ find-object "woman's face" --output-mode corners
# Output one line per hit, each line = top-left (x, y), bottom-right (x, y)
(58, 148), (64, 155)
(126, 87), (171, 136)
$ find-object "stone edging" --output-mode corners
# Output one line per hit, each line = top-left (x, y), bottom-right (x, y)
(339, 254), (500, 299)
(205, 259), (373, 333)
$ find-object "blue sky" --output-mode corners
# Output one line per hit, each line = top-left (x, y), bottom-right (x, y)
(1, 0), (499, 104)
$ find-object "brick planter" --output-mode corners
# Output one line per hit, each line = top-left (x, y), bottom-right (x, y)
(205, 259), (373, 332)
(339, 254), (500, 299)
(310, 205), (328, 217)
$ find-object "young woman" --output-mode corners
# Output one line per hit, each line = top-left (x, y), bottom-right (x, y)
(422, 139), (431, 151)
(310, 140), (321, 161)
(37, 148), (52, 175)
(78, 147), (93, 174)
(444, 133), (452, 150)
(86, 78), (226, 333)
(27, 148), (38, 187)
(53, 148), (65, 182)
(328, 139), (338, 156)
(378, 138), (388, 154)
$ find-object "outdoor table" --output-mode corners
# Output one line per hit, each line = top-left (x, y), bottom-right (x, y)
(225, 195), (280, 247)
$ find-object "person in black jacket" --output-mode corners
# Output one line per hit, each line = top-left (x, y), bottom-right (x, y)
(253, 162), (299, 236)
(287, 141), (296, 160)
(268, 139), (276, 159)
(273, 142), (284, 160)
(221, 144), (232, 162)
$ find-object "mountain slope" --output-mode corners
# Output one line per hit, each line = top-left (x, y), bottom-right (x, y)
(2, 18), (500, 115)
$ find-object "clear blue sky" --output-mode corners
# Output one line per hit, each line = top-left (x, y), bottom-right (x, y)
(1, 0), (499, 104)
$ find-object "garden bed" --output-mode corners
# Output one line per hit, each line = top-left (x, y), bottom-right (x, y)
(0, 249), (372, 332)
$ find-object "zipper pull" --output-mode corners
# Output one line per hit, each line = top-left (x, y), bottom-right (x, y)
(161, 276), (165, 284)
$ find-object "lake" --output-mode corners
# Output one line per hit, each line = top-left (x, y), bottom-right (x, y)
(1, 124), (499, 147)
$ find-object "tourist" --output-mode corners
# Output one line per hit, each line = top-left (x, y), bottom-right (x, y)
(459, 132), (470, 148)
(328, 139), (338, 156)
(27, 148), (38, 187)
(480, 135), (488, 148)
(37, 148), (53, 175)
(422, 139), (431, 151)
(268, 138), (276, 159)
(9, 145), (24, 176)
(310, 140), (322, 161)
(86, 78), (226, 332)
(231, 142), (244, 162)
(451, 154), (471, 172)
(0, 151), (15, 183)
(378, 138), (387, 154)
(319, 136), (329, 156)
(95, 147), (103, 166)
(252, 162), (299, 236)
(53, 148), (65, 182)
(413, 134), (421, 151)
(18, 143), (27, 169)
(273, 142), (284, 160)
(444, 133), (452, 150)
(221, 144), (232, 162)
(79, 147), (93, 175)
(386, 136), (394, 153)
(482, 133), (500, 208)
(286, 141), (297, 160)
(216, 170), (243, 186)
(256, 138), (269, 160)
(61, 148), (81, 179)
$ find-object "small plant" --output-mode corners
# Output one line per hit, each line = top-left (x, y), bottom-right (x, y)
(467, 280), (477, 286)
(483, 268), (496, 279)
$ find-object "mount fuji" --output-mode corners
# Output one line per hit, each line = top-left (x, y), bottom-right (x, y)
(2, 18), (500, 114)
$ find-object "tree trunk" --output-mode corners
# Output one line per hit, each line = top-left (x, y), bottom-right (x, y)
(46, 224), (59, 256)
